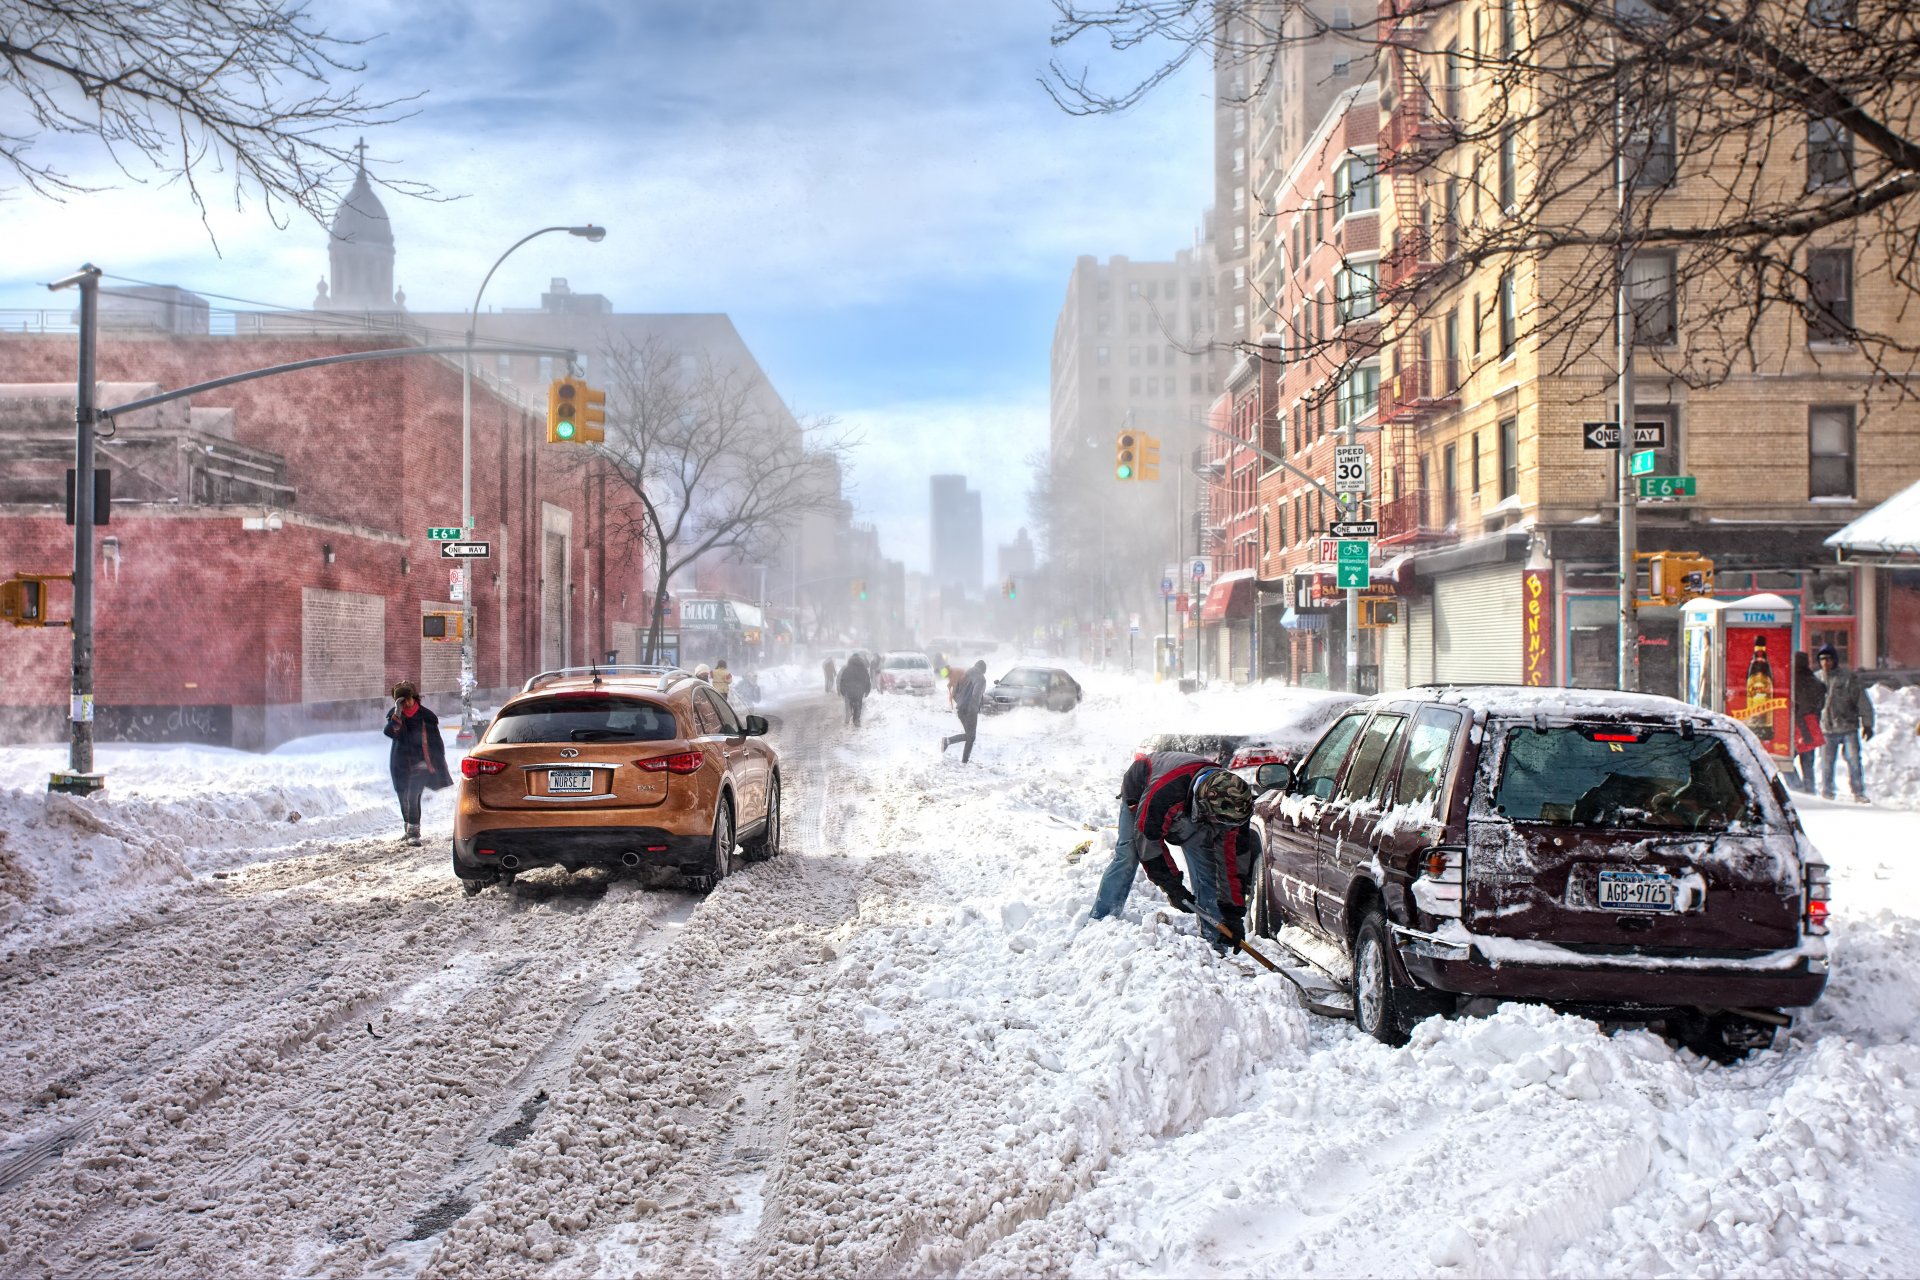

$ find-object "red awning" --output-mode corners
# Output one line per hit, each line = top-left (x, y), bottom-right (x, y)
(1201, 575), (1255, 623)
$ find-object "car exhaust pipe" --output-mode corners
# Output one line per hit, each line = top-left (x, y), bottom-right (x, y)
(500, 854), (521, 871)
(622, 852), (640, 868)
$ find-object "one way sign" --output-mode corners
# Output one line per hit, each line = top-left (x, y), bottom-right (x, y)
(440, 541), (491, 559)
(1582, 421), (1668, 450)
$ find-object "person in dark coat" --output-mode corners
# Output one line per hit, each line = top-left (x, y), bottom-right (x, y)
(1815, 644), (1875, 802)
(837, 652), (872, 727)
(383, 681), (453, 845)
(942, 660), (989, 763)
(1790, 650), (1826, 793)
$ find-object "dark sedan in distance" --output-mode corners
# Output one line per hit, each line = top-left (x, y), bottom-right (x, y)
(984, 666), (1082, 713)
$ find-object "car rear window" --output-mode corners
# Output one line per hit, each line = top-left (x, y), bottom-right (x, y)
(1004, 668), (1047, 687)
(885, 655), (928, 669)
(1491, 726), (1752, 831)
(486, 695), (678, 744)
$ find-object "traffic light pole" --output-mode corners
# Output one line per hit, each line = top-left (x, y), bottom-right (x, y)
(1614, 66), (1641, 695)
(48, 266), (102, 795)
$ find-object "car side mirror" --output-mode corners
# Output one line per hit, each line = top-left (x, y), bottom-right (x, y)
(743, 714), (769, 737)
(1255, 762), (1294, 794)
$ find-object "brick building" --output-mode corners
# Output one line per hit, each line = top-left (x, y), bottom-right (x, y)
(0, 328), (650, 748)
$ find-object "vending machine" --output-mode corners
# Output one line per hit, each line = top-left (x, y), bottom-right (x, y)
(1680, 593), (1797, 760)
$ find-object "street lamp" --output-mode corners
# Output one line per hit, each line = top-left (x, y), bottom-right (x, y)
(458, 224), (606, 745)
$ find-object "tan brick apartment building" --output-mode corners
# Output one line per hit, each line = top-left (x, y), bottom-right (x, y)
(1209, 0), (1920, 690)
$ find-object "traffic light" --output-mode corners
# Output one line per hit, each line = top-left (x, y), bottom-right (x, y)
(577, 382), (607, 444)
(1139, 433), (1162, 482)
(1003, 577), (1018, 601)
(853, 578), (869, 600)
(1360, 597), (1400, 629)
(2, 574), (66, 628)
(547, 377), (579, 443)
(1116, 431), (1138, 481)
(1644, 551), (1715, 605)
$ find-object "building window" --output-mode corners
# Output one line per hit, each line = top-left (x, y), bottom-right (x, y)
(1335, 260), (1380, 323)
(1097, 376), (1111, 394)
(1233, 185), (1246, 213)
(496, 353), (512, 375)
(1499, 129), (1518, 211)
(1472, 291), (1483, 356)
(1096, 313), (1111, 333)
(1808, 117), (1853, 189)
(1499, 416), (1519, 499)
(1498, 272), (1517, 357)
(1418, 455), (1431, 525)
(1443, 309), (1460, 388)
(1336, 154), (1379, 217)
(1234, 303), (1247, 332)
(1629, 250), (1677, 345)
(1129, 313), (1142, 334)
(1501, 0), (1517, 54)
(1809, 406), (1855, 498)
(1165, 376), (1177, 395)
(1128, 345), (1140, 365)
(1337, 364), (1381, 429)
(1129, 376), (1142, 394)
(1129, 281), (1141, 297)
(1233, 225), (1247, 251)
(1096, 345), (1110, 364)
(1147, 346), (1159, 366)
(1807, 247), (1853, 342)
(1313, 193), (1325, 245)
(1628, 110), (1676, 187)
(1232, 145), (1246, 174)
(1470, 431), (1481, 493)
(1443, 443), (1459, 525)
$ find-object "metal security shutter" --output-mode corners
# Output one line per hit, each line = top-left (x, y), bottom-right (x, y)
(1410, 599), (1435, 686)
(1433, 565), (1524, 683)
(1382, 617), (1408, 692)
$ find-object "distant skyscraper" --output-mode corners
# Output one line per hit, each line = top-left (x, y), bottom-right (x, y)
(930, 475), (983, 593)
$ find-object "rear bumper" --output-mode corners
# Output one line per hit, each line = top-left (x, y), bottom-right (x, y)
(454, 827), (711, 874)
(1397, 929), (1829, 1011)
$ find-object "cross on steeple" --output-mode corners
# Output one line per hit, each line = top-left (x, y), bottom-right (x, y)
(354, 136), (367, 174)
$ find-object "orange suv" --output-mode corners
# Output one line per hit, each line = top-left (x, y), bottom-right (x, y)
(452, 666), (780, 894)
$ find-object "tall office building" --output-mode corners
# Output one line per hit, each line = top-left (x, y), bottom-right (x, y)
(929, 474), (983, 594)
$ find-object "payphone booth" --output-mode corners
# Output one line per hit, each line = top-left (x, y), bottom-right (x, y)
(1680, 593), (1797, 761)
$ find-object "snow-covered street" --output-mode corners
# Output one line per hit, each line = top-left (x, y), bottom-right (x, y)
(2, 670), (1917, 1277)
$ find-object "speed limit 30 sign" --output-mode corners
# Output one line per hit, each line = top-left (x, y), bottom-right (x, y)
(1334, 445), (1369, 495)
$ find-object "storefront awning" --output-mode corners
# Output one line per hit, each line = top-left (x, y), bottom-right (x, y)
(1280, 607), (1328, 630)
(1201, 571), (1256, 623)
(1826, 478), (1920, 564)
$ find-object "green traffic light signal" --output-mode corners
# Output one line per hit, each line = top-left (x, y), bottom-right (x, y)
(1116, 462), (1133, 480)
(556, 420), (576, 440)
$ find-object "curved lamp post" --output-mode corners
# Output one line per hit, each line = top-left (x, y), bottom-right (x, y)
(458, 224), (606, 745)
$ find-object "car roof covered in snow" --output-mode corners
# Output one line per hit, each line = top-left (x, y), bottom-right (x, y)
(1383, 684), (1722, 723)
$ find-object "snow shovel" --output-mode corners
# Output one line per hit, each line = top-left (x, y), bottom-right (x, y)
(1163, 883), (1281, 974)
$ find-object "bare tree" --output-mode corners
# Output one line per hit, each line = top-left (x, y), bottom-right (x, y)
(1, 0), (425, 225)
(591, 337), (853, 664)
(1048, 0), (1920, 390)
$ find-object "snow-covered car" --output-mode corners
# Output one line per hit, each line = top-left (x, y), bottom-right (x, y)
(1134, 731), (1248, 765)
(876, 651), (936, 695)
(1227, 692), (1365, 774)
(985, 666), (1081, 713)
(1250, 687), (1829, 1059)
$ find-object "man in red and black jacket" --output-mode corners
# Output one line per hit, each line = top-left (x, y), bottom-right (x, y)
(1088, 750), (1258, 948)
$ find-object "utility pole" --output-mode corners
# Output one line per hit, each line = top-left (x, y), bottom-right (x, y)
(1615, 63), (1641, 694)
(1345, 409), (1361, 694)
(47, 265), (103, 795)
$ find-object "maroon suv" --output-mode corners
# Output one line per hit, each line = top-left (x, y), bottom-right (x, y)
(1249, 686), (1830, 1058)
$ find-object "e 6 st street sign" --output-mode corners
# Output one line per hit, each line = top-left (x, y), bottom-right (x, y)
(427, 526), (463, 541)
(1637, 475), (1696, 499)
(1581, 421), (1668, 449)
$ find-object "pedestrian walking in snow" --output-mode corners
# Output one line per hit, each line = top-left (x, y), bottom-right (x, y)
(1791, 650), (1826, 792)
(1088, 752), (1259, 952)
(711, 660), (733, 699)
(837, 651), (872, 727)
(941, 660), (988, 763)
(822, 656), (837, 693)
(693, 663), (713, 684)
(1815, 645), (1875, 802)
(383, 681), (452, 846)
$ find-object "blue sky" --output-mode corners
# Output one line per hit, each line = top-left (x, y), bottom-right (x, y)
(0, 0), (1212, 573)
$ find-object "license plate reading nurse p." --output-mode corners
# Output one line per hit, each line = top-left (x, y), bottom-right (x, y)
(1598, 869), (1676, 911)
(548, 769), (593, 793)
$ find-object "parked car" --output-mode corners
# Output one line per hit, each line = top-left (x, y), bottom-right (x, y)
(453, 665), (781, 895)
(1135, 730), (1250, 765)
(1227, 691), (1366, 774)
(1249, 686), (1829, 1059)
(876, 650), (937, 695)
(985, 666), (1082, 713)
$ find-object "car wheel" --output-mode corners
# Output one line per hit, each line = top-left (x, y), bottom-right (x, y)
(743, 776), (781, 862)
(689, 799), (734, 894)
(1247, 850), (1275, 939)
(1352, 908), (1414, 1047)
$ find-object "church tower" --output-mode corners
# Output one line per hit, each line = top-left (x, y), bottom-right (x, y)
(316, 140), (401, 312)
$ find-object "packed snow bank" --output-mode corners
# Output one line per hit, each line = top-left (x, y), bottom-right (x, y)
(0, 729), (453, 935)
(1863, 683), (1920, 809)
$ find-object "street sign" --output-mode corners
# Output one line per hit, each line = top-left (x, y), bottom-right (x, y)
(1581, 421), (1668, 450)
(1161, 577), (1174, 597)
(427, 526), (462, 541)
(1637, 475), (1697, 498)
(1336, 539), (1370, 565)
(449, 568), (464, 602)
(1176, 593), (1190, 613)
(1329, 520), (1379, 538)
(1191, 559), (1207, 579)
(1630, 449), (1657, 476)
(440, 541), (491, 559)
(1337, 562), (1371, 589)
(1317, 537), (1340, 565)
(1334, 445), (1369, 494)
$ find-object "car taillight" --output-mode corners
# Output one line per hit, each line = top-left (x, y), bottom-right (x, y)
(1804, 863), (1831, 936)
(1231, 749), (1282, 769)
(639, 750), (705, 775)
(461, 757), (508, 778)
(1415, 846), (1466, 919)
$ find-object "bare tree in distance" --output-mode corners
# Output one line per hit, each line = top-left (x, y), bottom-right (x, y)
(590, 336), (855, 665)
(1, 0), (428, 229)
(1047, 0), (1920, 395)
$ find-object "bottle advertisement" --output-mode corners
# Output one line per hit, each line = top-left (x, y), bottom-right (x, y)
(1724, 624), (1794, 758)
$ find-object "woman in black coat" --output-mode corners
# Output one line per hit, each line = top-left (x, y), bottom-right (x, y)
(383, 681), (453, 844)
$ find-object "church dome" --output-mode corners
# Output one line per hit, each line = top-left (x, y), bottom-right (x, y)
(329, 164), (393, 246)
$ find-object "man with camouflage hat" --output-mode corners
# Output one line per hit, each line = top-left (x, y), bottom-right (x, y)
(1088, 750), (1260, 952)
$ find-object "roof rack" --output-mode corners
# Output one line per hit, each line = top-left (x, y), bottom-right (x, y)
(520, 665), (694, 694)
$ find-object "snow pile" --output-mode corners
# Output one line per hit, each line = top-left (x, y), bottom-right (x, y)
(1863, 683), (1920, 809)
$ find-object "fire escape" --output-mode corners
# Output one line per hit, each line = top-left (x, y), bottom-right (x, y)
(1376, 0), (1460, 547)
